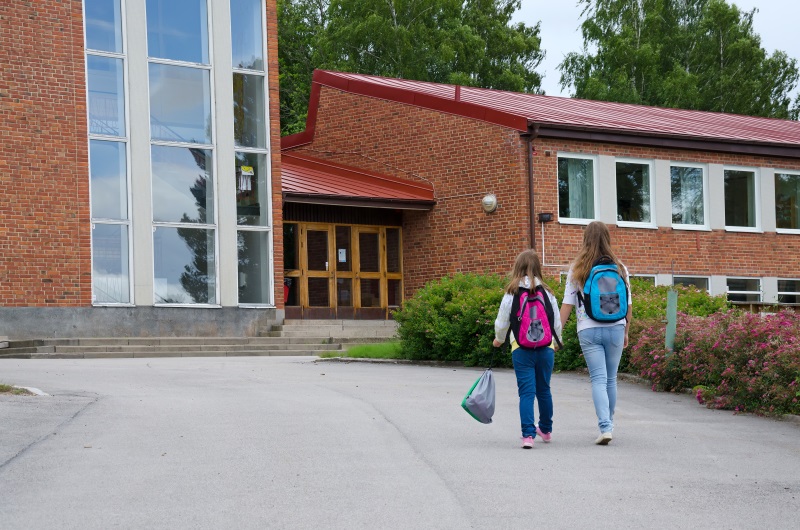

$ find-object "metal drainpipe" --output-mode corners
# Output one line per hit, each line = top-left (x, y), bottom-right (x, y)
(524, 123), (539, 249)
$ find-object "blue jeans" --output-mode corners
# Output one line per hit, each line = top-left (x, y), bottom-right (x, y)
(578, 325), (625, 433)
(511, 346), (554, 438)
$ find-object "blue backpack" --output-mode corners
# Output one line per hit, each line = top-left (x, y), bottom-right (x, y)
(577, 258), (629, 323)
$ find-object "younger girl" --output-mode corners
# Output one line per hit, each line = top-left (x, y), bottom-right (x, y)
(493, 249), (562, 449)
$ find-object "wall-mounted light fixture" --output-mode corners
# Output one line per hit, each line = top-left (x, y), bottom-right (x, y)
(537, 212), (554, 223)
(481, 194), (498, 213)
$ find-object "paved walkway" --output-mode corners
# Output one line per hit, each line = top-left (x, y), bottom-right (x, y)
(1, 357), (798, 529)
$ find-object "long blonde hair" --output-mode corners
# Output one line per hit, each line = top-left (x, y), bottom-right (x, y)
(505, 249), (552, 295)
(570, 221), (625, 287)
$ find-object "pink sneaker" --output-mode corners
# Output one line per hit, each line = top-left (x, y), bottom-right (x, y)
(536, 427), (552, 443)
(521, 436), (534, 449)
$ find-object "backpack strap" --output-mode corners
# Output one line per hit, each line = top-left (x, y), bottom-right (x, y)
(507, 287), (529, 343)
(536, 285), (563, 349)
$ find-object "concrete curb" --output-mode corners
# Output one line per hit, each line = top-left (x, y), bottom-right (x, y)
(313, 357), (483, 369)
(12, 386), (49, 396)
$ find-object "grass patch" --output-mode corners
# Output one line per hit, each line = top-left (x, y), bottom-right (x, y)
(0, 384), (33, 396)
(320, 341), (403, 359)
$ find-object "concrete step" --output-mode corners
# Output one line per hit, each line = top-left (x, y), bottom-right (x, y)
(7, 336), (336, 348)
(0, 336), (8, 349)
(279, 319), (398, 329)
(46, 343), (341, 354)
(0, 349), (330, 360)
(264, 329), (398, 339)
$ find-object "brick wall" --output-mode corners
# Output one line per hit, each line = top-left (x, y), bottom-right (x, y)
(292, 86), (800, 297)
(532, 138), (800, 278)
(266, 0), (284, 309)
(0, 0), (91, 306)
(292, 88), (534, 296)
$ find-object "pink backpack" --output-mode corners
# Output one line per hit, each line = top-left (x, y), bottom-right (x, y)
(511, 286), (562, 349)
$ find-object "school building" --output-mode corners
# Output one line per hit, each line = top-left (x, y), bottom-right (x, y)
(2, 2), (799, 339)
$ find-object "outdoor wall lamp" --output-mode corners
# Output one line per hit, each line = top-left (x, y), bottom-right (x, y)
(481, 194), (498, 213)
(537, 212), (554, 223)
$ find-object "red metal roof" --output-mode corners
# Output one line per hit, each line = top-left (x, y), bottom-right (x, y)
(281, 152), (435, 209)
(282, 69), (800, 153)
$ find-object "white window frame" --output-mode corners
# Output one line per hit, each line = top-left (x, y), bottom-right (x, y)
(723, 166), (761, 233)
(777, 278), (800, 304)
(84, 0), (134, 307)
(615, 157), (656, 229)
(726, 277), (762, 303)
(670, 162), (710, 231)
(673, 275), (710, 293)
(775, 170), (800, 235)
(557, 153), (599, 225)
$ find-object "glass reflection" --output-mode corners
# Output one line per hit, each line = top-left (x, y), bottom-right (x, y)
(671, 166), (704, 225)
(233, 74), (266, 148)
(724, 170), (756, 228)
(236, 152), (268, 226)
(153, 226), (216, 304)
(230, 0), (264, 70)
(558, 157), (594, 219)
(85, 0), (123, 53)
(88, 55), (125, 137)
(90, 140), (128, 220)
(92, 223), (130, 304)
(776, 173), (800, 230)
(146, 0), (209, 64)
(149, 63), (212, 144)
(151, 145), (214, 224)
(237, 230), (270, 304)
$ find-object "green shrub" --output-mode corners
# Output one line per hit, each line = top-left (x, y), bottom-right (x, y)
(629, 310), (800, 416)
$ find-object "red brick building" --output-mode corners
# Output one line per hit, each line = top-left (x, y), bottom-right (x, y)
(1, 0), (284, 338)
(281, 70), (800, 314)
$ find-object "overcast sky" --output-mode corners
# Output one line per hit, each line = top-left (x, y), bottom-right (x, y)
(513, 0), (800, 98)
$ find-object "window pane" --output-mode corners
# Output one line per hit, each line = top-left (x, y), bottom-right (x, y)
(724, 170), (756, 228)
(92, 223), (130, 304)
(778, 294), (800, 304)
(146, 0), (209, 64)
(775, 173), (800, 230)
(153, 226), (216, 304)
(233, 73), (266, 148)
(337, 278), (353, 307)
(307, 230), (328, 271)
(335, 226), (351, 272)
(359, 232), (380, 272)
(230, 0), (264, 70)
(674, 276), (708, 291)
(728, 293), (761, 303)
(149, 63), (212, 144)
(90, 140), (127, 220)
(388, 279), (402, 307)
(283, 223), (298, 270)
(671, 166), (704, 225)
(88, 55), (125, 136)
(308, 278), (329, 307)
(237, 230), (270, 304)
(632, 275), (656, 285)
(85, 0), (123, 53)
(387, 228), (401, 273)
(558, 157), (594, 219)
(151, 146), (214, 224)
(235, 152), (269, 226)
(778, 279), (800, 292)
(727, 278), (760, 292)
(360, 279), (381, 307)
(617, 162), (651, 223)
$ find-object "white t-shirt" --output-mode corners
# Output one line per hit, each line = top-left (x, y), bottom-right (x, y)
(563, 265), (631, 333)
(494, 276), (563, 347)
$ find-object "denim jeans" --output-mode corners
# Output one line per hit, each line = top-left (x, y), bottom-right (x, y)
(578, 325), (625, 433)
(511, 346), (555, 438)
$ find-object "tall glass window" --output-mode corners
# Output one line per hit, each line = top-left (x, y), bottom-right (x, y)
(233, 0), (271, 305)
(775, 173), (800, 231)
(724, 169), (758, 229)
(557, 155), (595, 221)
(671, 165), (706, 227)
(85, 0), (131, 305)
(148, 0), (216, 305)
(616, 160), (653, 224)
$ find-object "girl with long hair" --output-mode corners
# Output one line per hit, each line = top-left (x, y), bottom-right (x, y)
(493, 249), (562, 449)
(560, 221), (632, 445)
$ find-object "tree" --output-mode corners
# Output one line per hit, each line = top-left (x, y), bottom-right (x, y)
(277, 0), (544, 135)
(559, 0), (800, 119)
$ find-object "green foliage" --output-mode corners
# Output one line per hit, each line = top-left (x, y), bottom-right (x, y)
(321, 341), (403, 359)
(629, 310), (800, 416)
(277, 0), (545, 135)
(393, 273), (511, 367)
(559, 0), (800, 119)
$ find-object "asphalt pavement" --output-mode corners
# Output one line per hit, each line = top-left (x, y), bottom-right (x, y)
(1, 357), (798, 529)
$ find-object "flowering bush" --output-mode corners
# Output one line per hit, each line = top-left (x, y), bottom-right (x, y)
(629, 310), (800, 416)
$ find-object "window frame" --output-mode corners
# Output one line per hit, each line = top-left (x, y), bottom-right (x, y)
(673, 275), (710, 293)
(726, 277), (762, 303)
(723, 166), (761, 233)
(670, 162), (710, 231)
(777, 279), (800, 304)
(615, 157), (656, 229)
(775, 170), (800, 234)
(556, 152), (599, 225)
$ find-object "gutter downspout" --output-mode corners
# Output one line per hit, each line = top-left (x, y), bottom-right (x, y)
(522, 123), (539, 249)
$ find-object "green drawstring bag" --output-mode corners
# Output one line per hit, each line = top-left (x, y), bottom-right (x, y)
(461, 368), (495, 424)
